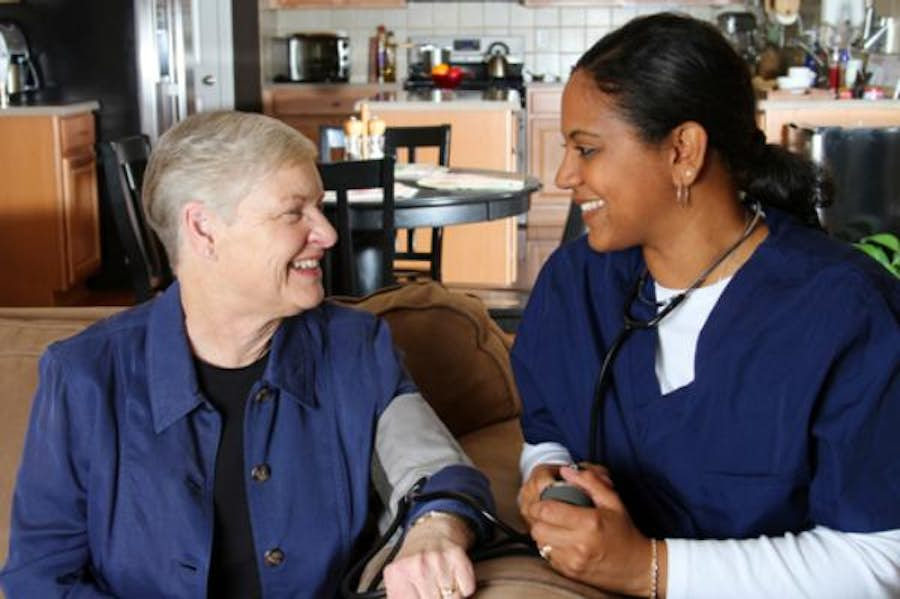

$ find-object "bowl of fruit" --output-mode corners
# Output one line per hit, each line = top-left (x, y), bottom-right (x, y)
(431, 63), (463, 89)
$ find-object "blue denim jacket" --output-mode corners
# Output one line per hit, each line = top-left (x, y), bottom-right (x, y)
(1, 284), (492, 598)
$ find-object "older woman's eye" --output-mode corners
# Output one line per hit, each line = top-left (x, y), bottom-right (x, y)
(576, 146), (597, 158)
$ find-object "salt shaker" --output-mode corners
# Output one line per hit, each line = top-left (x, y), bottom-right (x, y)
(344, 117), (364, 161)
(367, 116), (386, 159)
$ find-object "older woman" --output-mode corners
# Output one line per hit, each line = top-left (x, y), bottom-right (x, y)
(1, 111), (491, 598)
(513, 13), (899, 599)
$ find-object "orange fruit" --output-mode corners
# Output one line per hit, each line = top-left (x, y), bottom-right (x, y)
(430, 63), (450, 76)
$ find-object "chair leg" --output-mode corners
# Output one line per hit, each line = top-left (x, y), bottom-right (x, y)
(430, 227), (443, 281)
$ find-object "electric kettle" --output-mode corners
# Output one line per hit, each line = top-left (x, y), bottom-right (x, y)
(485, 41), (510, 79)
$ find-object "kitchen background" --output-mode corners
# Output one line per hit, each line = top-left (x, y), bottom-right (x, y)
(259, 0), (898, 84)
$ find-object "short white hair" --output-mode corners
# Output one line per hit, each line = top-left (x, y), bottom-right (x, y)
(142, 110), (318, 267)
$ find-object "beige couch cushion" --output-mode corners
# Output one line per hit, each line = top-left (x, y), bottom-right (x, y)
(0, 307), (123, 571)
(336, 281), (521, 437)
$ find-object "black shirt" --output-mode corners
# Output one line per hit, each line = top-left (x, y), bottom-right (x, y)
(194, 353), (268, 599)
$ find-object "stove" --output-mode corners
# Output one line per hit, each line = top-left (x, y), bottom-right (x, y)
(405, 35), (527, 107)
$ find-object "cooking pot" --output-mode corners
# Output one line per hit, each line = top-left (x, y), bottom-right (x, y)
(485, 41), (510, 79)
(420, 44), (451, 71)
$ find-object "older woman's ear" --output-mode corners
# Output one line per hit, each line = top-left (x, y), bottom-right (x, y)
(668, 121), (708, 188)
(181, 202), (217, 260)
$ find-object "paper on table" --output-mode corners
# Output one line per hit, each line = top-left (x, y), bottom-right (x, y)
(323, 182), (419, 204)
(416, 172), (526, 191)
(394, 162), (448, 181)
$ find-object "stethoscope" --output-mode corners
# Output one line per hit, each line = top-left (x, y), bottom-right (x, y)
(587, 201), (764, 463)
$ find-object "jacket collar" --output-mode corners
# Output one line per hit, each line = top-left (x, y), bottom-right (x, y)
(146, 283), (320, 433)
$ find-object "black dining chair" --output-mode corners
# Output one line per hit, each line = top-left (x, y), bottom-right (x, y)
(318, 156), (397, 297)
(561, 200), (587, 244)
(384, 124), (452, 283)
(98, 135), (173, 303)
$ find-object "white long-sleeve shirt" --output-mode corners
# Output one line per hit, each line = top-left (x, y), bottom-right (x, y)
(520, 277), (900, 597)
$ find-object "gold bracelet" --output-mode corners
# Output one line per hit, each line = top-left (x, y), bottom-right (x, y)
(649, 538), (659, 599)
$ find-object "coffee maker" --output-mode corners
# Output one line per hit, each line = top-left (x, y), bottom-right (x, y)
(0, 23), (41, 99)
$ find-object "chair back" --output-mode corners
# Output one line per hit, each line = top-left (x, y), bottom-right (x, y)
(318, 156), (396, 296)
(384, 125), (451, 281)
(318, 125), (346, 163)
(98, 136), (173, 303)
(560, 200), (587, 244)
(384, 124), (451, 166)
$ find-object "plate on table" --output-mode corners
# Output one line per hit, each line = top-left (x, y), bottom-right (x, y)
(323, 182), (419, 203)
(416, 172), (526, 191)
(394, 163), (448, 181)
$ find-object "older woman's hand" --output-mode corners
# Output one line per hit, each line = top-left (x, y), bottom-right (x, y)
(383, 513), (477, 598)
(518, 463), (561, 528)
(526, 464), (666, 597)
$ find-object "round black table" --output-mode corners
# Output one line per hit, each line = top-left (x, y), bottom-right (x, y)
(325, 168), (541, 296)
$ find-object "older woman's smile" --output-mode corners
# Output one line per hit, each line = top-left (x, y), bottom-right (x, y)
(290, 257), (323, 272)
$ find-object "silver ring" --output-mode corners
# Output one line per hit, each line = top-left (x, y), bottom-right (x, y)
(439, 582), (457, 598)
(539, 544), (553, 562)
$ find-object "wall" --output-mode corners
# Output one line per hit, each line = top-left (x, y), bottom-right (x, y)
(261, 3), (742, 83)
(261, 0), (900, 85)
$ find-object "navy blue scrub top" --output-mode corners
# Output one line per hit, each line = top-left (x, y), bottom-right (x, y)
(511, 207), (900, 540)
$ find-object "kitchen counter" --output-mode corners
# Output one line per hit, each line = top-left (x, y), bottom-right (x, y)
(0, 101), (100, 117)
(360, 89), (522, 112)
(265, 82), (401, 93)
(759, 98), (900, 110)
(758, 97), (900, 142)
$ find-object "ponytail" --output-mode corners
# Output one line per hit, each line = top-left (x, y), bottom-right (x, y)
(743, 141), (833, 230)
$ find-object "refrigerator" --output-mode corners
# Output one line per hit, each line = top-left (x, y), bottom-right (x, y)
(0, 0), (261, 283)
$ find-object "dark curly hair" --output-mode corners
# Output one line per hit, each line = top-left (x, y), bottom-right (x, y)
(575, 12), (831, 228)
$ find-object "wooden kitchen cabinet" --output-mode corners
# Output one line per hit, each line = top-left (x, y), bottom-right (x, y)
(0, 110), (101, 306)
(759, 99), (900, 144)
(527, 85), (569, 228)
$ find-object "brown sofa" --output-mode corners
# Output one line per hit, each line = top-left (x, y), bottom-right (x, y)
(0, 281), (610, 598)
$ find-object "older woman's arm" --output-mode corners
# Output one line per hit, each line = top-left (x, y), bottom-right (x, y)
(0, 352), (115, 598)
(371, 391), (493, 597)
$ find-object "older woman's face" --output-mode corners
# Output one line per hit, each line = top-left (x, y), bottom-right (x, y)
(211, 160), (337, 317)
(556, 70), (677, 253)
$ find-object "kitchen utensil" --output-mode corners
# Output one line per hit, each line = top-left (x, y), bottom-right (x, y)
(420, 44), (451, 72)
(485, 41), (510, 79)
(0, 22), (41, 95)
(716, 11), (760, 66)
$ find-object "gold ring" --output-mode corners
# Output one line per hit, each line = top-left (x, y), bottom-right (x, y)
(439, 582), (457, 598)
(539, 544), (553, 562)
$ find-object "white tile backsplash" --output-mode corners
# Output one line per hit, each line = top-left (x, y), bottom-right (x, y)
(266, 1), (724, 84)
(458, 3), (484, 28)
(559, 27), (585, 53)
(483, 3), (510, 27)
(560, 8), (586, 27)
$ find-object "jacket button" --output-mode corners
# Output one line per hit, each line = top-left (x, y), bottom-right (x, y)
(251, 464), (271, 482)
(254, 387), (272, 403)
(264, 548), (284, 567)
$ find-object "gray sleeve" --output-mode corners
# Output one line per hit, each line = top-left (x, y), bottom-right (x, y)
(372, 392), (472, 529)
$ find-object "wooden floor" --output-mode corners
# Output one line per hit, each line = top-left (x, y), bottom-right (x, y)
(76, 223), (565, 309)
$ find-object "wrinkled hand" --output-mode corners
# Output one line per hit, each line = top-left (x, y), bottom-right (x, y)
(518, 463), (562, 529)
(383, 513), (477, 598)
(526, 464), (665, 597)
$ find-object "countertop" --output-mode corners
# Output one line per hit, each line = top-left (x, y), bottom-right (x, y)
(759, 97), (900, 110)
(0, 100), (100, 117)
(359, 89), (522, 112)
(265, 82), (401, 92)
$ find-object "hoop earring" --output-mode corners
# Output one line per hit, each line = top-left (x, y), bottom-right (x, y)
(676, 183), (691, 206)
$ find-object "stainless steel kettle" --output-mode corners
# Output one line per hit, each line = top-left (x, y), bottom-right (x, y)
(485, 41), (510, 79)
